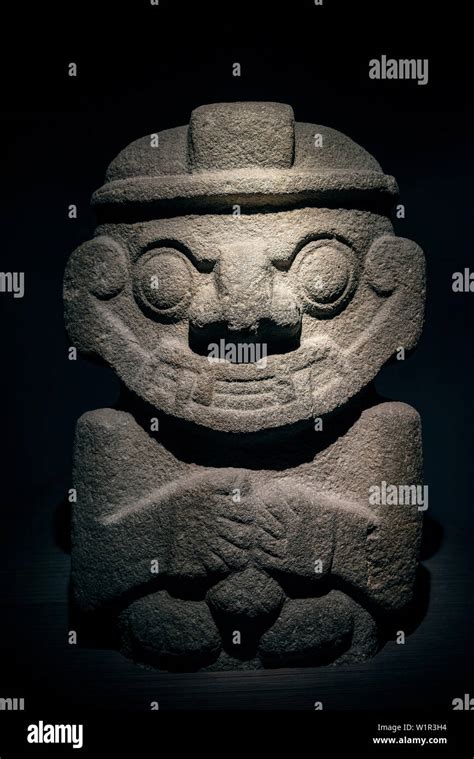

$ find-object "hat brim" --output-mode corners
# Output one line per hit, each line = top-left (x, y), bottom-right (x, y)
(92, 169), (399, 212)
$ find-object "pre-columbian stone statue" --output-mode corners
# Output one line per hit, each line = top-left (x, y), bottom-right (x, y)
(64, 102), (426, 670)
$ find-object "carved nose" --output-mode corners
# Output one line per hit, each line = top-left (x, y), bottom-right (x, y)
(215, 246), (273, 331)
(188, 245), (302, 358)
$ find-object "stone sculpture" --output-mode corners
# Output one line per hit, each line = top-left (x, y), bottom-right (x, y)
(64, 102), (426, 670)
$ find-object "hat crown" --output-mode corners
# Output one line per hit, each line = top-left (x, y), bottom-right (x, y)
(105, 101), (384, 181)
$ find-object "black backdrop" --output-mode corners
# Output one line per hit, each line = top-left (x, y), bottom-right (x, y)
(0, 0), (473, 743)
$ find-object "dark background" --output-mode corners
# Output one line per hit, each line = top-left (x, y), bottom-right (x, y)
(0, 0), (472, 731)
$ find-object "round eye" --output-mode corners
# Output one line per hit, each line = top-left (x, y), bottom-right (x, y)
(134, 248), (193, 319)
(293, 240), (357, 315)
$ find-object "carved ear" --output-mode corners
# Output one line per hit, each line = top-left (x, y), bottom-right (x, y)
(364, 234), (426, 351)
(63, 235), (129, 354)
(64, 235), (128, 299)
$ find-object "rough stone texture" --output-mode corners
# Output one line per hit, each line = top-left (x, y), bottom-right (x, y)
(64, 102), (426, 671)
(258, 592), (378, 667)
(118, 592), (221, 671)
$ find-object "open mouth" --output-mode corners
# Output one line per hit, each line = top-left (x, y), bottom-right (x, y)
(136, 333), (343, 415)
(188, 320), (302, 363)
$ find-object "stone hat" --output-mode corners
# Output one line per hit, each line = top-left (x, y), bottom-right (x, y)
(92, 101), (398, 213)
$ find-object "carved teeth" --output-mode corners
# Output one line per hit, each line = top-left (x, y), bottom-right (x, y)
(274, 378), (296, 404)
(192, 367), (215, 406)
(293, 367), (313, 410)
(174, 370), (196, 407)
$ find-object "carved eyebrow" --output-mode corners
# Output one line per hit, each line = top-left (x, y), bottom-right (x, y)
(139, 238), (215, 273)
(272, 233), (354, 271)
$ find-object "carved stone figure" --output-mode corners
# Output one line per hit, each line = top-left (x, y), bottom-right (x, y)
(64, 102), (425, 670)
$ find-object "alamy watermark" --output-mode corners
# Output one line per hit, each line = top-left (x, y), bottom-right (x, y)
(0, 271), (24, 298)
(452, 269), (474, 292)
(369, 481), (428, 511)
(27, 721), (83, 750)
(369, 56), (429, 86)
(207, 339), (268, 368)
(0, 696), (24, 710)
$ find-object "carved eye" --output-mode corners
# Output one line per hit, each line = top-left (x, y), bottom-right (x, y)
(292, 240), (357, 315)
(134, 247), (193, 319)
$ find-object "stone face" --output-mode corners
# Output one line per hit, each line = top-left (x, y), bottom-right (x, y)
(64, 102), (426, 671)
